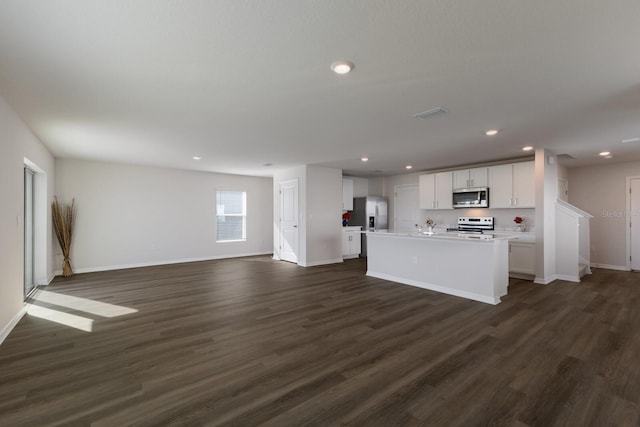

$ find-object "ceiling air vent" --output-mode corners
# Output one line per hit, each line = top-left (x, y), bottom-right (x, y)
(557, 153), (576, 160)
(621, 137), (640, 144)
(413, 107), (448, 120)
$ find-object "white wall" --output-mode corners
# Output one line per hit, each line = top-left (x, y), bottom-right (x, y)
(273, 165), (342, 267)
(306, 166), (343, 266)
(0, 96), (55, 342)
(56, 159), (273, 272)
(534, 149), (558, 284)
(568, 159), (640, 269)
(382, 171), (535, 232)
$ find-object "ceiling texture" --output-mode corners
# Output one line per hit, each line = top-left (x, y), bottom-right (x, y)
(0, 1), (639, 177)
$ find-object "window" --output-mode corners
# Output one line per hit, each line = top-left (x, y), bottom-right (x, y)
(216, 190), (246, 242)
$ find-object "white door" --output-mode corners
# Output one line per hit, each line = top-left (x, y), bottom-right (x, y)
(280, 179), (299, 263)
(631, 178), (640, 270)
(395, 185), (420, 232)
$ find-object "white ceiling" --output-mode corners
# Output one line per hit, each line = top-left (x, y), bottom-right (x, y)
(1, 1), (639, 177)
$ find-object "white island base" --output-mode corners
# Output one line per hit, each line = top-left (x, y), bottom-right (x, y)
(366, 232), (512, 305)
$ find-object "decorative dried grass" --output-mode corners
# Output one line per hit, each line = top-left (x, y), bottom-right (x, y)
(52, 197), (76, 277)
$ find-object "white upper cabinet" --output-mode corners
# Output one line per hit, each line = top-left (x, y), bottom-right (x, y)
(453, 167), (488, 189)
(488, 164), (514, 208)
(488, 161), (535, 208)
(342, 178), (354, 211)
(513, 161), (535, 208)
(419, 171), (453, 209)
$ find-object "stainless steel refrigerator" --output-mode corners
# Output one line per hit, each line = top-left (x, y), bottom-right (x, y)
(350, 196), (388, 257)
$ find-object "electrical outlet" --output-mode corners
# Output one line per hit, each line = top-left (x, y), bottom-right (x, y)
(412, 255), (418, 264)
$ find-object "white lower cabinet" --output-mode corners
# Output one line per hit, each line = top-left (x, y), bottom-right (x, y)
(342, 226), (362, 259)
(509, 242), (535, 276)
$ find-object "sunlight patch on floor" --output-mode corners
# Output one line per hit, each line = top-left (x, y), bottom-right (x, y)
(25, 304), (94, 332)
(33, 290), (138, 318)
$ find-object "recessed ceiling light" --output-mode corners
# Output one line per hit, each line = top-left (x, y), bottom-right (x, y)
(330, 60), (354, 75)
(599, 151), (611, 156)
(405, 165), (413, 170)
(192, 156), (202, 160)
(361, 157), (369, 162)
(522, 146), (534, 151)
(485, 129), (499, 136)
(622, 137), (640, 144)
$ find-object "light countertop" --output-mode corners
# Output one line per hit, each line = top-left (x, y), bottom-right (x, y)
(364, 230), (518, 242)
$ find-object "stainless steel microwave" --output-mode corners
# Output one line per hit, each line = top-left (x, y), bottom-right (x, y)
(452, 187), (489, 208)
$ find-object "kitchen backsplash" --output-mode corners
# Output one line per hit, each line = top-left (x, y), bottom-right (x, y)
(420, 208), (536, 231)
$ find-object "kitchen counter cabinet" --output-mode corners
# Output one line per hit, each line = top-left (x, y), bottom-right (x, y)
(365, 232), (515, 304)
(509, 241), (536, 277)
(342, 226), (362, 258)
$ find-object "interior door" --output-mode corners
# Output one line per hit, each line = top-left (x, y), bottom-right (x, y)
(280, 179), (299, 263)
(631, 178), (640, 270)
(395, 185), (419, 232)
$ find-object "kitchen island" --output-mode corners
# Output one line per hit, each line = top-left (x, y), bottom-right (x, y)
(365, 231), (516, 305)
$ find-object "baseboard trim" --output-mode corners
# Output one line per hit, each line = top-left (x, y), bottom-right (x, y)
(509, 272), (535, 281)
(590, 263), (629, 272)
(0, 307), (27, 346)
(299, 258), (344, 267)
(555, 274), (580, 283)
(534, 275), (558, 285)
(367, 271), (502, 305)
(53, 252), (274, 275)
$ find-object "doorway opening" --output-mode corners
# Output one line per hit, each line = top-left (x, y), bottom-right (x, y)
(24, 166), (35, 297)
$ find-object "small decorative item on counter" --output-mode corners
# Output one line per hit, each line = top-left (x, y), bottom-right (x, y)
(425, 218), (436, 234)
(342, 212), (351, 227)
(513, 216), (524, 232)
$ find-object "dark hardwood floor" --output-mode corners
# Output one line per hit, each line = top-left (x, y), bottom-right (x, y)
(1, 256), (639, 426)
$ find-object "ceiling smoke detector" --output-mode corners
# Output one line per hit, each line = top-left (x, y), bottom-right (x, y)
(413, 107), (448, 120)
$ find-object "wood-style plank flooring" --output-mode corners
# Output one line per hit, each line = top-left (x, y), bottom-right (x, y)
(1, 256), (640, 426)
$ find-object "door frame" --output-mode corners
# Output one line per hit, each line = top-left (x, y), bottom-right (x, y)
(626, 176), (640, 270)
(23, 158), (47, 289)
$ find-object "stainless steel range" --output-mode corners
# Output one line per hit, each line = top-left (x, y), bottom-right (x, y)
(455, 216), (494, 234)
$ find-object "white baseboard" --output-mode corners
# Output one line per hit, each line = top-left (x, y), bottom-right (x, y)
(534, 275), (557, 285)
(0, 307), (27, 346)
(555, 274), (580, 283)
(367, 271), (502, 305)
(53, 252), (274, 275)
(299, 258), (344, 267)
(509, 272), (535, 281)
(590, 263), (629, 271)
